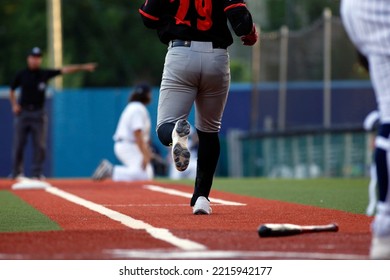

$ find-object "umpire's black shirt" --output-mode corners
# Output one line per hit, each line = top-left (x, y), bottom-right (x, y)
(11, 68), (61, 110)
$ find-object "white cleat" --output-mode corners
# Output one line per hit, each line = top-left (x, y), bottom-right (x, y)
(92, 159), (113, 181)
(193, 196), (212, 215)
(171, 119), (191, 171)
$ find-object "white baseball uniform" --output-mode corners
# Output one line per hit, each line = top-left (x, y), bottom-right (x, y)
(341, 0), (390, 123)
(112, 101), (153, 181)
(342, 0), (390, 258)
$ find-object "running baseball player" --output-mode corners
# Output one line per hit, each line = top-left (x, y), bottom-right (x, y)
(139, 0), (257, 214)
(341, 0), (390, 259)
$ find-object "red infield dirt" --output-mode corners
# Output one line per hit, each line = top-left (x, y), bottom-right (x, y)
(0, 179), (373, 260)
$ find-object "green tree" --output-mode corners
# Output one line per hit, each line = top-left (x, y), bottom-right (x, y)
(0, 0), (167, 87)
(264, 0), (340, 31)
(0, 0), (47, 86)
(63, 0), (165, 87)
(61, 0), (166, 87)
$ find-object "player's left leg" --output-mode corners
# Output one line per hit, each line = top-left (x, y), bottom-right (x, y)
(158, 120), (191, 173)
(156, 45), (199, 147)
(157, 45), (201, 172)
(30, 110), (47, 179)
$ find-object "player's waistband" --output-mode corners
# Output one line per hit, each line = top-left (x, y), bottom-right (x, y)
(171, 40), (227, 50)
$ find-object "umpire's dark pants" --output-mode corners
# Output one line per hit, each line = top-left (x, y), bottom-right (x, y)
(12, 109), (47, 178)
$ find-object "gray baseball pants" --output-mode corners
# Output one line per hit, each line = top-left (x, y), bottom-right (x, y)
(157, 41), (230, 133)
(12, 109), (47, 178)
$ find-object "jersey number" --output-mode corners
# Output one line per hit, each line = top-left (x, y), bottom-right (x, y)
(175, 0), (213, 31)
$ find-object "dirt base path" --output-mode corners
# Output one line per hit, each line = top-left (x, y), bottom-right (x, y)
(0, 179), (372, 259)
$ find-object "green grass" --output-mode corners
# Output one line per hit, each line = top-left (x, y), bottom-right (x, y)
(157, 177), (370, 214)
(0, 191), (61, 232)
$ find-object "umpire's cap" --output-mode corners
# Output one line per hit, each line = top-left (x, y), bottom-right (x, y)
(129, 83), (152, 104)
(29, 47), (43, 57)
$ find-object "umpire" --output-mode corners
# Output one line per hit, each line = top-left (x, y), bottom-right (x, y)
(9, 47), (97, 179)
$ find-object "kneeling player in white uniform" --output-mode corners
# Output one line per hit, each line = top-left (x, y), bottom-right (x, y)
(92, 84), (154, 181)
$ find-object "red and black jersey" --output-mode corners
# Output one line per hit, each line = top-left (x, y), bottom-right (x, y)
(139, 0), (253, 48)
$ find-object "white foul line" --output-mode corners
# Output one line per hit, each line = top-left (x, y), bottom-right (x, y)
(144, 185), (246, 206)
(45, 186), (207, 251)
(107, 249), (366, 260)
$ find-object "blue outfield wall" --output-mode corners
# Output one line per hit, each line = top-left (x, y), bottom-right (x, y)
(53, 87), (195, 177)
(0, 81), (376, 178)
(52, 87), (188, 177)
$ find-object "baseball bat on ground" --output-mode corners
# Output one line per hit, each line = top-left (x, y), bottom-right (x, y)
(258, 223), (339, 237)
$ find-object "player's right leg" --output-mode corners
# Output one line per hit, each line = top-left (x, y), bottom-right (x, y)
(156, 44), (198, 170)
(191, 129), (220, 215)
(190, 46), (230, 213)
(371, 124), (390, 259)
(368, 55), (390, 259)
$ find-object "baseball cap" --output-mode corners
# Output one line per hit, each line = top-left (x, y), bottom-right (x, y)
(29, 47), (42, 57)
(133, 84), (151, 95)
(129, 83), (152, 103)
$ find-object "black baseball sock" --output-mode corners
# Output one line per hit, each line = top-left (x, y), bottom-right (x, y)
(157, 123), (175, 146)
(375, 124), (390, 202)
(191, 130), (220, 206)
